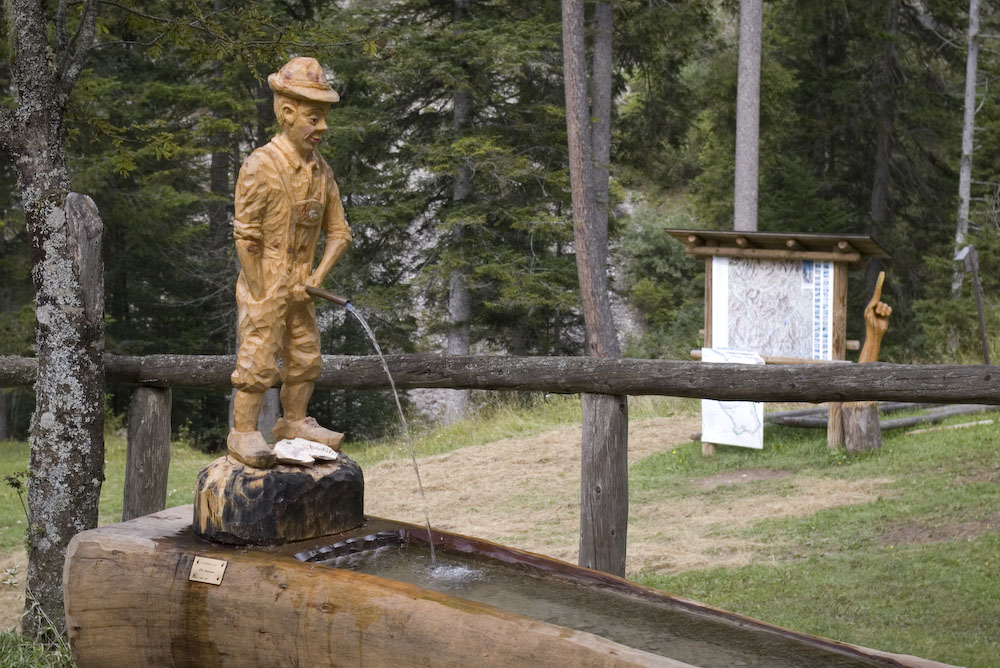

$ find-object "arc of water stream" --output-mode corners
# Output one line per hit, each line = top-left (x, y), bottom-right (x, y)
(306, 287), (437, 563)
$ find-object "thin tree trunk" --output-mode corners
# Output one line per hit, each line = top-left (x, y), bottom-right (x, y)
(734, 0), (763, 233)
(0, 390), (8, 441)
(209, 133), (231, 252)
(563, 1), (619, 359)
(443, 0), (473, 425)
(255, 79), (273, 148)
(443, 269), (471, 424)
(590, 2), (613, 261)
(870, 0), (899, 232)
(952, 0), (980, 298)
(564, 0), (627, 577)
(865, 0), (900, 346)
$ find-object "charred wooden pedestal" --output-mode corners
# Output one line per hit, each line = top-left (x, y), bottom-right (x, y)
(193, 455), (364, 545)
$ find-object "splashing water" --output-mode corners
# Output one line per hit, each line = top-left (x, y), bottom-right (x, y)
(344, 303), (436, 563)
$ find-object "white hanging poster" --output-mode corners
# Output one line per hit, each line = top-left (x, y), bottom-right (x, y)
(700, 347), (765, 449)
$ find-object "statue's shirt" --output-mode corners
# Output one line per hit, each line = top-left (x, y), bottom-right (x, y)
(234, 134), (351, 286)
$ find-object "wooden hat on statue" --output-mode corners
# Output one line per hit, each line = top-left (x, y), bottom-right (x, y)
(268, 57), (340, 103)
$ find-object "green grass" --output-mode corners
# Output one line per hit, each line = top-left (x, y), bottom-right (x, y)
(637, 535), (999, 668)
(631, 412), (1000, 668)
(0, 631), (73, 668)
(1, 436), (216, 552)
(0, 441), (31, 552)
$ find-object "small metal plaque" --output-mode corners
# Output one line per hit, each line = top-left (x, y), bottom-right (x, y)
(189, 556), (228, 585)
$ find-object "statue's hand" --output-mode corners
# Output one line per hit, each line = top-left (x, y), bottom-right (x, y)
(292, 275), (322, 303)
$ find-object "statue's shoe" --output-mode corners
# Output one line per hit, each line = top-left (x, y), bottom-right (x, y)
(227, 429), (276, 469)
(272, 416), (344, 450)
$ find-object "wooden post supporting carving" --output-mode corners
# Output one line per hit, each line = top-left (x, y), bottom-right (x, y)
(827, 262), (848, 449)
(843, 272), (892, 452)
(701, 257), (717, 456)
(123, 387), (172, 521)
(843, 402), (882, 453)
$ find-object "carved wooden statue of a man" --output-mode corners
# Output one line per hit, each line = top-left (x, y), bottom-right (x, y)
(228, 57), (352, 468)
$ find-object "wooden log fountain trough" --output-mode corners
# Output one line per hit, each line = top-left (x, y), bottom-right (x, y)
(64, 505), (956, 668)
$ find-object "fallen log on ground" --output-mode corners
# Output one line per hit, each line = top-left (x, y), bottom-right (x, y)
(765, 402), (938, 423)
(766, 404), (996, 430)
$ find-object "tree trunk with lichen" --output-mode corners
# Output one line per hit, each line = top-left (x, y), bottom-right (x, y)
(2, 0), (104, 636)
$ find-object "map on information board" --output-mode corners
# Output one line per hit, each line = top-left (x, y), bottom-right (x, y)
(711, 256), (834, 360)
(701, 348), (764, 449)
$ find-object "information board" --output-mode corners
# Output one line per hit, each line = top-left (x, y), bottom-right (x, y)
(711, 256), (835, 361)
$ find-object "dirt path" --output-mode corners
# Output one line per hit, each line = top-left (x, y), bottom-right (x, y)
(364, 415), (890, 574)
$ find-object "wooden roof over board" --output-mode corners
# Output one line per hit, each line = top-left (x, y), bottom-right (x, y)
(665, 229), (890, 264)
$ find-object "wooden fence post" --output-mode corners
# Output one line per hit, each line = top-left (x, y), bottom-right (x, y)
(123, 387), (172, 521)
(578, 393), (629, 576)
(827, 262), (848, 449)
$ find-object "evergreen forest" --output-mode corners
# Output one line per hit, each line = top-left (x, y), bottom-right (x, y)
(2, 0), (999, 444)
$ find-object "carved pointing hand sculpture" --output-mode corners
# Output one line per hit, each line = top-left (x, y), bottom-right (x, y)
(227, 57), (352, 469)
(859, 271), (891, 364)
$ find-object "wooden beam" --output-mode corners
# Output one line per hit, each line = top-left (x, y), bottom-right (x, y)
(2, 355), (998, 404)
(686, 233), (704, 247)
(686, 246), (861, 264)
(0, 356), (37, 387)
(785, 238), (804, 250)
(836, 240), (858, 255)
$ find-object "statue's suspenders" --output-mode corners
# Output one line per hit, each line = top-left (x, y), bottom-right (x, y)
(260, 143), (297, 257)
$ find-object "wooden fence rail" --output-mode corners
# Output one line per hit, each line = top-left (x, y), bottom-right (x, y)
(2, 354), (998, 403)
(2, 353), (998, 520)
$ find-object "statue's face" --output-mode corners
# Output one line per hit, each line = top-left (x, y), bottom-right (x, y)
(285, 101), (331, 156)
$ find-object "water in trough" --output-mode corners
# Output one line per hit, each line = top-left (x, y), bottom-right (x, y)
(312, 541), (892, 668)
